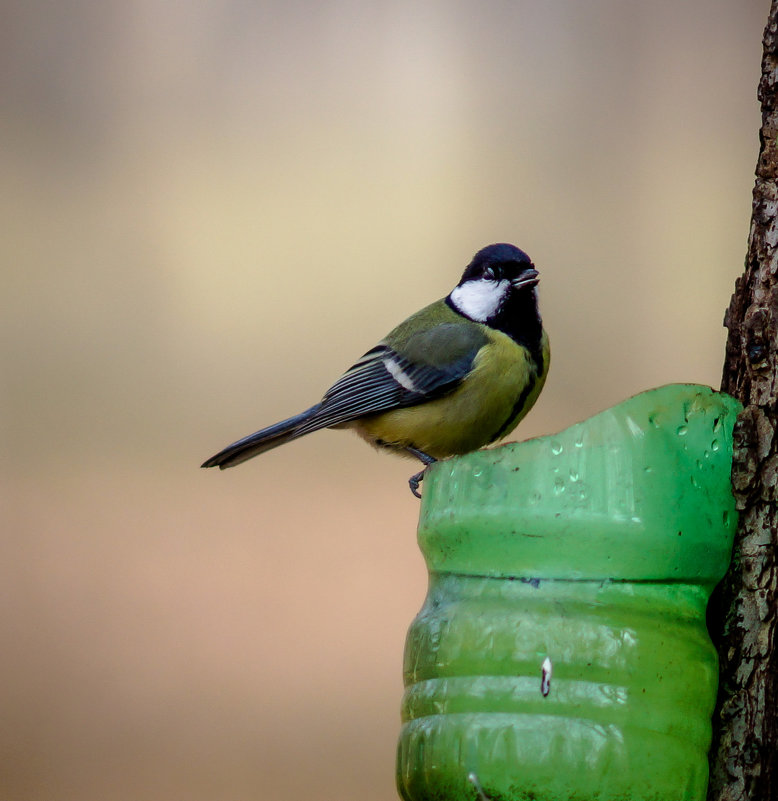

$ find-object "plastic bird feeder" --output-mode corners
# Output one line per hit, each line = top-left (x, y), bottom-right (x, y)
(397, 384), (741, 801)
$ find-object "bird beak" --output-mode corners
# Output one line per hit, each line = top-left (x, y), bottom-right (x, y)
(511, 268), (539, 289)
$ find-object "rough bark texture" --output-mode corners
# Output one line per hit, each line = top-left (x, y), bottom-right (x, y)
(709, 4), (778, 800)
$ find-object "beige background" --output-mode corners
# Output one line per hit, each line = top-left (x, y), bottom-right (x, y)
(2, 2), (767, 799)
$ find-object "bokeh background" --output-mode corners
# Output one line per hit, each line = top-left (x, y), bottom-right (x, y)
(1, 1), (768, 799)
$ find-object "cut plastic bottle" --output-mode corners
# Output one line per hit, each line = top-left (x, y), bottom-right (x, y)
(397, 384), (741, 801)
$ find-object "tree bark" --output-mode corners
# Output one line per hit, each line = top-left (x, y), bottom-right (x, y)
(709, 3), (778, 800)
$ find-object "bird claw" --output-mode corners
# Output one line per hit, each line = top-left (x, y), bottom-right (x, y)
(408, 469), (426, 498)
(406, 447), (436, 498)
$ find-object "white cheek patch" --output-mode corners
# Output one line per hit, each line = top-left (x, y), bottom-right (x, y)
(449, 279), (509, 322)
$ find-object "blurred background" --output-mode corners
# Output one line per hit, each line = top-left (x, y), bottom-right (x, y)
(1, 1), (767, 799)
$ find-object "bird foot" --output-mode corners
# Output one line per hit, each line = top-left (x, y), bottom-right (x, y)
(408, 469), (426, 498)
(406, 447), (437, 498)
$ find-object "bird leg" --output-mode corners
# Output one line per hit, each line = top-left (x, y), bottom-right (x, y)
(406, 447), (437, 498)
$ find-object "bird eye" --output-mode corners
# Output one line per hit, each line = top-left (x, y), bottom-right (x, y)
(484, 267), (497, 280)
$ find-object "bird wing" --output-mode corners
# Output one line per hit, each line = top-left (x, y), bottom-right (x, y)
(294, 322), (489, 434)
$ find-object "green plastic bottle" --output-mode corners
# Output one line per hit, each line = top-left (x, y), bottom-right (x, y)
(397, 384), (740, 801)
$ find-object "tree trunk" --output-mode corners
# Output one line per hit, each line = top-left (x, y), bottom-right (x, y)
(709, 3), (778, 799)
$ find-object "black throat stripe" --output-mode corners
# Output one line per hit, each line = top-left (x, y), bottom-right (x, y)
(489, 374), (537, 444)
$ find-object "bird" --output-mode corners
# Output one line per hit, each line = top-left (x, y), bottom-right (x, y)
(202, 243), (549, 497)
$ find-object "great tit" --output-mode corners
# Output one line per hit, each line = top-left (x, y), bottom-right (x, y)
(202, 243), (549, 496)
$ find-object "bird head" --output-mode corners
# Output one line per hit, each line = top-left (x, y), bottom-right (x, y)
(448, 243), (539, 324)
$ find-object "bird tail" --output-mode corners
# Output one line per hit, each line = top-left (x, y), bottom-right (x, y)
(201, 405), (322, 469)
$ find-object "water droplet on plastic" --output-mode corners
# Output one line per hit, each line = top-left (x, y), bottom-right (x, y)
(711, 439), (720, 452)
(553, 477), (565, 495)
(551, 441), (563, 455)
(677, 425), (688, 436)
(648, 413), (660, 428)
(643, 466), (653, 474)
(574, 435), (584, 448)
(530, 491), (542, 505)
(569, 469), (579, 482)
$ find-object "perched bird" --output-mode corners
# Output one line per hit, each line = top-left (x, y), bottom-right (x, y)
(202, 243), (549, 496)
